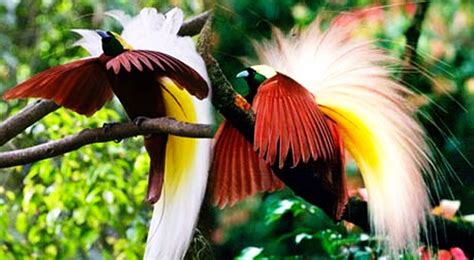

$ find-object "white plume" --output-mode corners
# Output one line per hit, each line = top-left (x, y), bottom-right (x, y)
(71, 29), (102, 57)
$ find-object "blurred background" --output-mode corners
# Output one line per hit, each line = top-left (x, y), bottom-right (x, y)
(0, 0), (472, 259)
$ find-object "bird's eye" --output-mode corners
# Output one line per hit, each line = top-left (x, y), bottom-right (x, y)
(247, 68), (257, 78)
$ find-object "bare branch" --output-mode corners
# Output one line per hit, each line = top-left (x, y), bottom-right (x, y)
(0, 117), (213, 168)
(178, 11), (211, 37)
(196, 13), (255, 141)
(0, 100), (59, 146)
(400, 2), (430, 85)
(0, 12), (211, 147)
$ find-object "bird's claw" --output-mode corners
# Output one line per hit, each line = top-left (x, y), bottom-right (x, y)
(133, 116), (149, 126)
(102, 122), (119, 133)
(102, 122), (122, 142)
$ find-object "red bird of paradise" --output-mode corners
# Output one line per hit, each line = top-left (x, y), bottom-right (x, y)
(3, 29), (207, 203)
(3, 7), (213, 259)
(210, 17), (439, 256)
(212, 65), (347, 218)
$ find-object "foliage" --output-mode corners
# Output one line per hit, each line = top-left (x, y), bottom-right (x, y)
(0, 0), (473, 259)
(1, 108), (150, 259)
(213, 193), (383, 259)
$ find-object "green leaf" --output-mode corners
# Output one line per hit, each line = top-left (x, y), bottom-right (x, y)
(82, 230), (100, 250)
(238, 247), (263, 259)
(72, 207), (87, 225)
(295, 233), (312, 244)
(15, 212), (28, 234)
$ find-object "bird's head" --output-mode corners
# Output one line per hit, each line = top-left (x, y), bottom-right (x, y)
(96, 30), (133, 56)
(236, 65), (276, 99)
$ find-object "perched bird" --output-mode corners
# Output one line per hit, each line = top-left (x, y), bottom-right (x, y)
(211, 65), (347, 219)
(210, 18), (437, 255)
(3, 8), (213, 259)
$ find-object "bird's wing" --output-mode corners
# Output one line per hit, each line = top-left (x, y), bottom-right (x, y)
(106, 50), (209, 100)
(253, 73), (336, 168)
(210, 121), (284, 208)
(3, 58), (113, 116)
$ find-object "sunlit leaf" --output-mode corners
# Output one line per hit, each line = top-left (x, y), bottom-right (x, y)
(238, 247), (263, 259)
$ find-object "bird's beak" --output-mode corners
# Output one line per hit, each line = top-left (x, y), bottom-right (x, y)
(236, 70), (249, 78)
(96, 30), (109, 39)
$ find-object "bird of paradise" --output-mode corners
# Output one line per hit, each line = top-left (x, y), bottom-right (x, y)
(2, 7), (213, 259)
(210, 16), (438, 256)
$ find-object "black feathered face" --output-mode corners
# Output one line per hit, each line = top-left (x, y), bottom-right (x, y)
(237, 67), (269, 87)
(96, 30), (127, 57)
(236, 67), (270, 101)
(236, 65), (277, 101)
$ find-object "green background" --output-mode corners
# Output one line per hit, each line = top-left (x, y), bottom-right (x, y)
(0, 0), (473, 258)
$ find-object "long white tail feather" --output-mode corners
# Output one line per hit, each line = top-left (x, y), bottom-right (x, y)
(254, 19), (435, 255)
(145, 118), (212, 259)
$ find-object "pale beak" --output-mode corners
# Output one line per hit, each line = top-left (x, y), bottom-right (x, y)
(96, 30), (109, 39)
(236, 70), (250, 78)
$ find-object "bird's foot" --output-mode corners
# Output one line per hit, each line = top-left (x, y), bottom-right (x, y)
(102, 122), (122, 142)
(102, 122), (119, 133)
(133, 116), (149, 126)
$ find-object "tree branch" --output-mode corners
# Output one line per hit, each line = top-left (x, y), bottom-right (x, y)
(0, 100), (59, 146)
(178, 11), (211, 37)
(400, 2), (430, 85)
(196, 13), (255, 141)
(0, 117), (213, 168)
(196, 8), (474, 255)
(0, 11), (211, 147)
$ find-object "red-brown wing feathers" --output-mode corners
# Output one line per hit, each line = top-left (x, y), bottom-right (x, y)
(3, 58), (113, 116)
(106, 50), (209, 100)
(210, 121), (284, 208)
(268, 117), (348, 219)
(325, 118), (348, 219)
(144, 135), (168, 204)
(253, 73), (337, 169)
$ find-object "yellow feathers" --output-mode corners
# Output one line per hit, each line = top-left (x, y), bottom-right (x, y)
(251, 65), (277, 78)
(110, 31), (134, 50)
(160, 77), (198, 190)
(145, 76), (212, 259)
